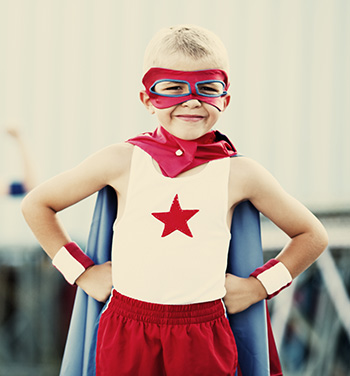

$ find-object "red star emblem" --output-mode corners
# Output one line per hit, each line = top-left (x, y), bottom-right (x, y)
(151, 194), (199, 237)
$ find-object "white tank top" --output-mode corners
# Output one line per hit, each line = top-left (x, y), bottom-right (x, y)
(112, 146), (231, 304)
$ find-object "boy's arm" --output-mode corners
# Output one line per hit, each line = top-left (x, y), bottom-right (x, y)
(21, 143), (132, 302)
(224, 157), (328, 314)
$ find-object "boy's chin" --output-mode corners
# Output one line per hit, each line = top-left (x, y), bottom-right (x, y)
(163, 124), (212, 140)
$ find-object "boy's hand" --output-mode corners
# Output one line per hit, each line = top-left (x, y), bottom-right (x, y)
(76, 261), (113, 303)
(224, 273), (267, 314)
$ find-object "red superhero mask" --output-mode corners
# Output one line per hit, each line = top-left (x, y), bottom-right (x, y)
(142, 68), (230, 111)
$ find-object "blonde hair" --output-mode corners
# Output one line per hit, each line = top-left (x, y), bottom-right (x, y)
(143, 25), (230, 73)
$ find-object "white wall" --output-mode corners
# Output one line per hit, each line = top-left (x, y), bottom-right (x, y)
(0, 0), (349, 214)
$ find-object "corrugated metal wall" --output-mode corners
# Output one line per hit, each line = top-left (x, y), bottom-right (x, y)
(0, 0), (349, 212)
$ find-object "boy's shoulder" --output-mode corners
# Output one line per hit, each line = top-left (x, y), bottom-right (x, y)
(99, 142), (134, 166)
(87, 142), (134, 180)
(228, 156), (273, 197)
(229, 155), (261, 176)
(104, 141), (134, 154)
(88, 142), (135, 192)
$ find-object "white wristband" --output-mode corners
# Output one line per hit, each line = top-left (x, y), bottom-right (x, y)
(250, 259), (292, 299)
(52, 242), (94, 285)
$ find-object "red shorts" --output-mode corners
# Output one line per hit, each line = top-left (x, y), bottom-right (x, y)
(96, 290), (238, 376)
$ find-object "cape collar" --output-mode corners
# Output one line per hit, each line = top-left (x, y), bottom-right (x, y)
(127, 126), (237, 178)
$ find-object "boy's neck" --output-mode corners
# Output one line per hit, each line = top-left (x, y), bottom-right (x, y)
(158, 125), (216, 143)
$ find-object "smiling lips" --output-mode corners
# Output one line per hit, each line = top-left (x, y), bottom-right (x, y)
(175, 114), (205, 122)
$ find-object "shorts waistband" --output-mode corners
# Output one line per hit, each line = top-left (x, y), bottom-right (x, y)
(107, 290), (225, 325)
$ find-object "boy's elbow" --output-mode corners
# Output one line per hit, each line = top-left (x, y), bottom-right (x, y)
(320, 227), (329, 250)
(21, 191), (39, 222)
(21, 193), (32, 220)
(314, 222), (329, 255)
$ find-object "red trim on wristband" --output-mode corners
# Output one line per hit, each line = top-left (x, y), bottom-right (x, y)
(52, 242), (94, 285)
(250, 259), (292, 299)
(64, 242), (95, 269)
(250, 259), (280, 277)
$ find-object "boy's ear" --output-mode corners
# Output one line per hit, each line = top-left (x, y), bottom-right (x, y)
(221, 93), (231, 112)
(140, 90), (155, 114)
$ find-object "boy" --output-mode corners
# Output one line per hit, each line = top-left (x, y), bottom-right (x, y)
(22, 25), (328, 375)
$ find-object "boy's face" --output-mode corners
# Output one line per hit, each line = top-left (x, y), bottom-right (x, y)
(140, 58), (231, 140)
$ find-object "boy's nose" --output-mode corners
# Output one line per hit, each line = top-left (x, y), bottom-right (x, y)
(181, 99), (202, 108)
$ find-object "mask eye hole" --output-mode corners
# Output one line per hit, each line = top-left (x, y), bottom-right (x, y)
(151, 80), (190, 97)
(196, 81), (226, 97)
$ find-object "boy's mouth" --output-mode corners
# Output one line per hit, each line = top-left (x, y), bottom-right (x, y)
(175, 114), (205, 122)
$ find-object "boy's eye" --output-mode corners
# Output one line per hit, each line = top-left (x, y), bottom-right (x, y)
(153, 81), (190, 96)
(197, 82), (225, 96)
(166, 85), (184, 91)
